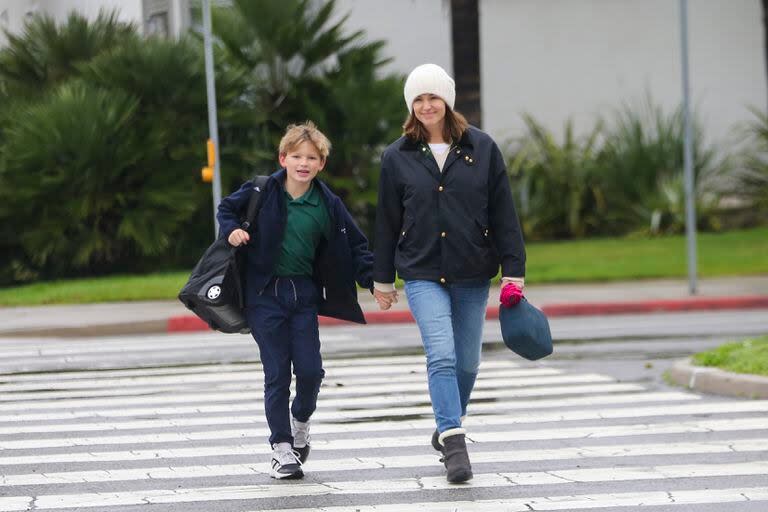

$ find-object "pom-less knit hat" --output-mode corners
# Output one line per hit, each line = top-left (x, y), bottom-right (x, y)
(403, 63), (456, 113)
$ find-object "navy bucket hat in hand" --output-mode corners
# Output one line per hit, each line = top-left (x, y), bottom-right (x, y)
(499, 298), (553, 361)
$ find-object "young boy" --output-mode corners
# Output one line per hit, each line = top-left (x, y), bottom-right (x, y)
(217, 122), (374, 479)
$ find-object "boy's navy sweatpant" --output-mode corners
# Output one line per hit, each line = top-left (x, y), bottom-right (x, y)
(246, 276), (324, 446)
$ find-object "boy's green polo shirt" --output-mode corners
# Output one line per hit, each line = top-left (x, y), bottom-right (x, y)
(274, 182), (331, 277)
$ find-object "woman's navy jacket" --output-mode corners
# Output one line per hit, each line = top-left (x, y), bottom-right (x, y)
(217, 169), (374, 324)
(374, 126), (526, 285)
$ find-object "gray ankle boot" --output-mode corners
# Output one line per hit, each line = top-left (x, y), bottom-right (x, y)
(439, 429), (472, 483)
(431, 416), (465, 453)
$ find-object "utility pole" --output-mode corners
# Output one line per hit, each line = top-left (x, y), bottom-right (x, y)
(202, 0), (222, 238)
(679, 0), (698, 294)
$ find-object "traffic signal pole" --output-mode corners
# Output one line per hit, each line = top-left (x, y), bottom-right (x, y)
(202, 0), (222, 239)
(679, 0), (698, 294)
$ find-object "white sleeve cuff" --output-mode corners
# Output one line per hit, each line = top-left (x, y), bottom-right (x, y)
(373, 281), (397, 293)
(501, 277), (525, 288)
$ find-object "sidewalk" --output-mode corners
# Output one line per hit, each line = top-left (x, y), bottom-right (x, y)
(2, 275), (767, 338)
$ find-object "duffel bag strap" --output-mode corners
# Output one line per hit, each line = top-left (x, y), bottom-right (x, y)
(241, 175), (270, 230)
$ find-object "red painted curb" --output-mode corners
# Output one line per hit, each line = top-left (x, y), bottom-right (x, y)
(167, 295), (768, 333)
(541, 295), (768, 317)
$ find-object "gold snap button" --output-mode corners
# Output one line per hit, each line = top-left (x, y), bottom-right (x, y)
(438, 186), (444, 191)
(440, 277), (446, 284)
(441, 231), (446, 237)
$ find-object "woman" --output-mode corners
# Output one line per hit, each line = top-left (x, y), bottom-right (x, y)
(373, 63), (526, 483)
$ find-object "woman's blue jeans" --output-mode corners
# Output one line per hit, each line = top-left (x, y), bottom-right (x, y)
(404, 279), (490, 433)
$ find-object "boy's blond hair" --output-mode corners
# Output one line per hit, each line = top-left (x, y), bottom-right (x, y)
(279, 121), (331, 160)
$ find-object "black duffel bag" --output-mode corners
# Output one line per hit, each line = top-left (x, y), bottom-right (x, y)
(178, 176), (268, 333)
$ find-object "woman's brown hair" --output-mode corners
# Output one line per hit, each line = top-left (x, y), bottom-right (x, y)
(403, 106), (469, 144)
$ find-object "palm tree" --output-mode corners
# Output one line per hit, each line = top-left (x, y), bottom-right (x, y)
(207, 0), (404, 232)
(0, 14), (224, 281)
(450, 0), (482, 127)
(0, 10), (136, 98)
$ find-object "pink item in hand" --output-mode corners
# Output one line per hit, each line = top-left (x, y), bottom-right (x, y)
(500, 282), (523, 308)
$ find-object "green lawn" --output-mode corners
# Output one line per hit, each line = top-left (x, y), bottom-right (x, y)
(692, 335), (768, 377)
(525, 226), (768, 283)
(0, 226), (766, 306)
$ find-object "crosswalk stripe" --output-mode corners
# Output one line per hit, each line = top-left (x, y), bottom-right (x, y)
(4, 438), (766, 486)
(0, 367), (568, 394)
(255, 487), (768, 512)
(2, 462), (766, 510)
(0, 361), (536, 402)
(0, 365), (555, 394)
(3, 416), (763, 451)
(5, 395), (758, 428)
(0, 353), (442, 382)
(0, 380), (647, 407)
(0, 333), (354, 359)
(0, 390), (697, 419)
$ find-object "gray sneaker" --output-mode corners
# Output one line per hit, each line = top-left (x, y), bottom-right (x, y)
(292, 417), (311, 463)
(270, 442), (303, 479)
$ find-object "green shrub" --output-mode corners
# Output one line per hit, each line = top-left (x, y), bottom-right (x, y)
(0, 81), (203, 278)
(598, 99), (730, 235)
(734, 108), (768, 215)
(506, 99), (733, 240)
(507, 115), (605, 239)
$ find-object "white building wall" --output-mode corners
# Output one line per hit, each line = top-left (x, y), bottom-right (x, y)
(334, 0), (453, 77)
(43, 0), (142, 24)
(336, 0), (766, 144)
(0, 0), (189, 40)
(482, 0), (766, 143)
(0, 0), (40, 45)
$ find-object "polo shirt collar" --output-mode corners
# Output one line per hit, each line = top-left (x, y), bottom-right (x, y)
(285, 181), (320, 206)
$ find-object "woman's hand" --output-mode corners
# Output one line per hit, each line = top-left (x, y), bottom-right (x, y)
(500, 280), (524, 308)
(374, 289), (398, 310)
(228, 228), (250, 247)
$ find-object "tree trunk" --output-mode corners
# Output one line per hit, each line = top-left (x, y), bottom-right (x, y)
(450, 0), (482, 127)
(763, 0), (768, 108)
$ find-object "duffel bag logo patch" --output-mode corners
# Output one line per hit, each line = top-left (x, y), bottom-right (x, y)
(206, 285), (222, 300)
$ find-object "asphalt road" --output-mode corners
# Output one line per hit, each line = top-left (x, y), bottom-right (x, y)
(0, 310), (766, 511)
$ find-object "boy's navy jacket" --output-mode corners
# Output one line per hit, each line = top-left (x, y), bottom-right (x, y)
(217, 169), (374, 324)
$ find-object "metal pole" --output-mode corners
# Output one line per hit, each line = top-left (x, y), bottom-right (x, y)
(202, 0), (222, 238)
(679, 0), (697, 294)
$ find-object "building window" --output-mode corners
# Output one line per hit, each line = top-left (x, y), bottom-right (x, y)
(144, 0), (170, 37)
(146, 12), (169, 37)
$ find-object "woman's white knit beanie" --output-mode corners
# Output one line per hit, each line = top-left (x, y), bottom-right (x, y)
(403, 63), (456, 113)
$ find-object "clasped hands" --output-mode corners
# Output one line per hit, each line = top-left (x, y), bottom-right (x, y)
(373, 288), (398, 310)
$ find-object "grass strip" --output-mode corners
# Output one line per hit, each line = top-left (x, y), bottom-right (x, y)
(692, 336), (768, 377)
(0, 226), (766, 306)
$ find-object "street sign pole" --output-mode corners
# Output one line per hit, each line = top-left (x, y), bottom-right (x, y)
(202, 0), (222, 238)
(679, 0), (698, 294)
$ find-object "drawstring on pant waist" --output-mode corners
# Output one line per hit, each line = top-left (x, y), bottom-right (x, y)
(273, 277), (298, 303)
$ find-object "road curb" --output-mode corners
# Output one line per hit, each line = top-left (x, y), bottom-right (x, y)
(166, 294), (768, 333)
(667, 357), (768, 399)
